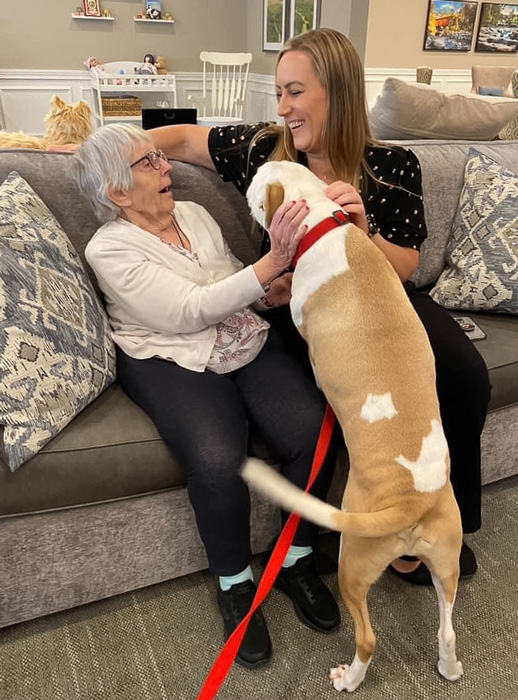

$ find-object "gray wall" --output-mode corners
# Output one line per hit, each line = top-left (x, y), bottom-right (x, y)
(1, 1), (357, 74)
(0, 0), (248, 72)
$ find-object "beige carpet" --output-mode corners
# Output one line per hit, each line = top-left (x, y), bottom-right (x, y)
(1, 476), (517, 700)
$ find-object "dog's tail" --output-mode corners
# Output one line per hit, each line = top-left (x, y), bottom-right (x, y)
(242, 459), (416, 539)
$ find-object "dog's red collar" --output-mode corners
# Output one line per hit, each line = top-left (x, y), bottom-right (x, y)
(292, 210), (349, 267)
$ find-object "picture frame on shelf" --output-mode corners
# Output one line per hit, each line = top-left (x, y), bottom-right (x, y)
(288, 0), (321, 38)
(146, 1), (162, 20)
(475, 3), (518, 52)
(423, 0), (478, 51)
(83, 0), (101, 17)
(263, 0), (287, 51)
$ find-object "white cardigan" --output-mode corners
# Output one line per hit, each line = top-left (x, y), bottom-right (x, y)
(85, 201), (265, 371)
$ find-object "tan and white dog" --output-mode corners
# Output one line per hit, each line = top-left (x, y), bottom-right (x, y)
(244, 160), (463, 692)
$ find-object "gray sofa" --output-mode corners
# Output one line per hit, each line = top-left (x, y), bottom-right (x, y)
(1, 140), (517, 629)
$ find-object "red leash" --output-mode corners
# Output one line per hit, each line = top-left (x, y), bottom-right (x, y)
(196, 403), (336, 700)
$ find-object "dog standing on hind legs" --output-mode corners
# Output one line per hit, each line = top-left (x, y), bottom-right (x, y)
(244, 160), (464, 692)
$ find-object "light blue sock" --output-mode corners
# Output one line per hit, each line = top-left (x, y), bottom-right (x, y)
(282, 545), (313, 568)
(219, 565), (254, 591)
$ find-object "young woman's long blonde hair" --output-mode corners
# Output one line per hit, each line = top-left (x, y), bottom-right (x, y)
(255, 28), (375, 189)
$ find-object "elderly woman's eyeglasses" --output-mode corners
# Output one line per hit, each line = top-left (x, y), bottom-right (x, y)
(130, 150), (168, 170)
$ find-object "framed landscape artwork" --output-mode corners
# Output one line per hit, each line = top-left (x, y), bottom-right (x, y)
(475, 3), (518, 52)
(423, 0), (478, 51)
(263, 0), (287, 51)
(289, 0), (321, 38)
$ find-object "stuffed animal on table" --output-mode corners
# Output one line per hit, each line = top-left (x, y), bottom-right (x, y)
(0, 96), (93, 150)
(155, 56), (167, 75)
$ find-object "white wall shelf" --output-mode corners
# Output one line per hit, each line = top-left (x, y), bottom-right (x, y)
(133, 18), (175, 24)
(72, 14), (115, 21)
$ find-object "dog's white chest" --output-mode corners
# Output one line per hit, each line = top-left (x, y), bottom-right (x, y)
(290, 226), (350, 328)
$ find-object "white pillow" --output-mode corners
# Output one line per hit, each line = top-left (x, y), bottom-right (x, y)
(369, 78), (518, 141)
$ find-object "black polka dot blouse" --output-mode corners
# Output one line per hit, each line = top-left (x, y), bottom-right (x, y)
(208, 123), (427, 252)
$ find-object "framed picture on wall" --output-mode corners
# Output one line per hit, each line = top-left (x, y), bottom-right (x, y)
(423, 0), (478, 51)
(475, 3), (518, 52)
(289, 0), (321, 38)
(82, 0), (101, 17)
(263, 0), (287, 51)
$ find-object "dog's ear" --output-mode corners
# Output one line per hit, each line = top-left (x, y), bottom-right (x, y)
(265, 182), (285, 229)
(77, 101), (92, 118)
(50, 95), (65, 112)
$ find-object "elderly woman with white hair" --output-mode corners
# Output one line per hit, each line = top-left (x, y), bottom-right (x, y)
(74, 123), (340, 669)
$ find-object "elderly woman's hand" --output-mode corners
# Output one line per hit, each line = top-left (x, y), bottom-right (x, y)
(252, 199), (308, 290)
(268, 199), (309, 268)
(325, 181), (369, 235)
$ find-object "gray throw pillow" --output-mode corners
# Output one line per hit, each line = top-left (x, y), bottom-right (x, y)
(430, 150), (518, 315)
(369, 78), (518, 141)
(0, 171), (116, 471)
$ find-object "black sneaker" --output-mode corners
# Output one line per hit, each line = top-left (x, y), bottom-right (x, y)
(216, 580), (272, 669)
(274, 554), (340, 633)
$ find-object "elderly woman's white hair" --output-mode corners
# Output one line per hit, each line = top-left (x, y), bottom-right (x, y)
(74, 123), (154, 222)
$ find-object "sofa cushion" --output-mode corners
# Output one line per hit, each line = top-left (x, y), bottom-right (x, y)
(0, 384), (179, 515)
(369, 78), (518, 141)
(0, 380), (273, 516)
(464, 312), (518, 412)
(0, 171), (116, 470)
(430, 150), (518, 315)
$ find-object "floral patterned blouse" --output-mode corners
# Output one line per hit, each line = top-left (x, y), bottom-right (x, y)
(162, 241), (268, 373)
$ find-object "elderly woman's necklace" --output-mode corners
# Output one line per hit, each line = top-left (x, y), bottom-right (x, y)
(170, 210), (188, 249)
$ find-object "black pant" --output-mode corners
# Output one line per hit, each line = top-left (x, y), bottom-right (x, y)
(116, 332), (337, 576)
(266, 284), (491, 534)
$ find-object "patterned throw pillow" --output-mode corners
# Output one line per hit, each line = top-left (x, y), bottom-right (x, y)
(430, 150), (518, 315)
(0, 172), (116, 471)
(498, 112), (518, 141)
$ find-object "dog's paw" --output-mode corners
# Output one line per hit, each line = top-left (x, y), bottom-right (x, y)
(329, 665), (362, 692)
(438, 659), (463, 681)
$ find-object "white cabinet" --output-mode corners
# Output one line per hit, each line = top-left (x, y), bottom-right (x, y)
(90, 68), (177, 127)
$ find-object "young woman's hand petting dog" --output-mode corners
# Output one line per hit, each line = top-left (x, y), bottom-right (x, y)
(325, 181), (369, 235)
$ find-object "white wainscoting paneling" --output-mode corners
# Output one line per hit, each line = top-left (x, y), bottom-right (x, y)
(0, 71), (92, 134)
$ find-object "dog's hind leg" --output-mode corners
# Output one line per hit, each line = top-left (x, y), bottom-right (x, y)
(420, 490), (463, 681)
(429, 566), (463, 681)
(330, 541), (388, 692)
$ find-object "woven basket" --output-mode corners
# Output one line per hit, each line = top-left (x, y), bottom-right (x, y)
(101, 96), (141, 116)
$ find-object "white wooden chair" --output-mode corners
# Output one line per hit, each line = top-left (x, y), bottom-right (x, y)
(189, 51), (252, 126)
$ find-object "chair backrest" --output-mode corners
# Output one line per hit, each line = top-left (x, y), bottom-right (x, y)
(199, 51), (252, 120)
(471, 65), (517, 95)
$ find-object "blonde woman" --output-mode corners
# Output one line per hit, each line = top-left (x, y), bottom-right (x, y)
(151, 29), (490, 587)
